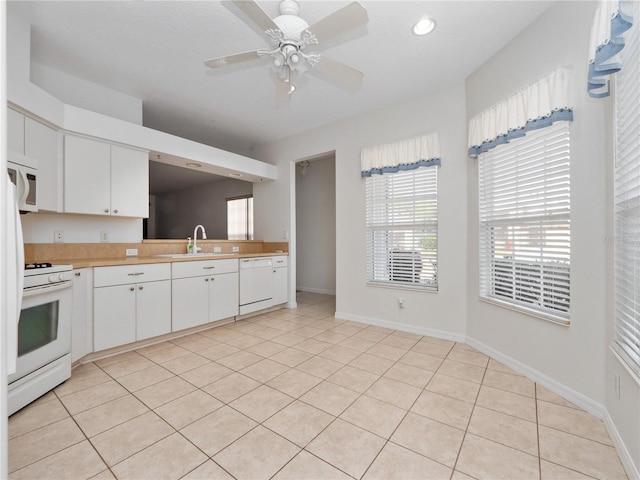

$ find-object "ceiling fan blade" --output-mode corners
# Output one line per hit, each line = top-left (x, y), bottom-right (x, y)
(313, 55), (364, 90)
(204, 50), (261, 69)
(308, 2), (368, 44)
(223, 0), (278, 35)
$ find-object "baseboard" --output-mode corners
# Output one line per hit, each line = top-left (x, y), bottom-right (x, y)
(334, 311), (466, 343)
(603, 409), (640, 480)
(296, 286), (337, 295)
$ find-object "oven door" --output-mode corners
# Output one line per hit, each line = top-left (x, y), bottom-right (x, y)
(8, 281), (72, 384)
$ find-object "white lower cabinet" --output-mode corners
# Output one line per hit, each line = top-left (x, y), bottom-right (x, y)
(272, 256), (288, 306)
(172, 259), (239, 331)
(71, 268), (93, 362)
(93, 263), (171, 351)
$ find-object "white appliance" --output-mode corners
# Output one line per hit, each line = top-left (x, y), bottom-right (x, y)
(239, 257), (273, 315)
(7, 263), (73, 415)
(7, 157), (37, 213)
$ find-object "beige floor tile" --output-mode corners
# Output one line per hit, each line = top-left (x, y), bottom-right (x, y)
(94, 350), (142, 368)
(53, 367), (112, 397)
(246, 340), (287, 357)
(379, 334), (419, 350)
(214, 425), (300, 480)
(482, 369), (535, 397)
(58, 379), (129, 415)
(89, 469), (116, 479)
(197, 343), (240, 361)
(411, 390), (473, 430)
(154, 389), (223, 429)
(8, 417), (86, 473)
(170, 333), (220, 352)
(9, 396), (69, 439)
(216, 350), (264, 370)
(272, 450), (352, 480)
(181, 405), (257, 456)
(99, 354), (155, 379)
(203, 372), (261, 403)
(410, 339), (454, 358)
(332, 323), (367, 336)
(300, 381), (360, 416)
(240, 358), (290, 383)
(538, 400), (612, 445)
(447, 348), (490, 367)
(456, 433), (539, 479)
(539, 425), (627, 479)
(391, 412), (464, 467)
(9, 440), (106, 480)
(293, 338), (333, 355)
(91, 411), (174, 466)
(181, 460), (234, 479)
(74, 394), (149, 437)
(263, 400), (334, 447)
(200, 326), (244, 342)
(487, 358), (521, 375)
(111, 432), (207, 480)
(230, 384), (294, 422)
(451, 470), (476, 480)
(134, 375), (197, 409)
(340, 395), (407, 438)
(467, 405), (538, 455)
(349, 353), (395, 375)
(437, 359), (486, 384)
(293, 325), (326, 338)
(250, 326), (286, 340)
(355, 328), (391, 343)
(425, 373), (481, 404)
(366, 377), (422, 410)
(296, 356), (343, 379)
(225, 333), (264, 349)
(391, 330), (423, 341)
(270, 347), (314, 367)
(267, 368), (323, 398)
(339, 336), (377, 352)
(540, 459), (598, 479)
(327, 365), (380, 393)
(399, 350), (445, 371)
(537, 384), (582, 410)
(476, 385), (537, 422)
(366, 343), (407, 361)
(160, 352), (211, 375)
(313, 330), (350, 345)
(179, 361), (233, 388)
(318, 344), (362, 364)
(271, 332), (308, 347)
(383, 362), (434, 388)
(138, 344), (191, 363)
(116, 364), (175, 392)
(307, 418), (386, 478)
(363, 441), (452, 480)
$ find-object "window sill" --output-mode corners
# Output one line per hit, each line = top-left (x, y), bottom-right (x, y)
(479, 296), (570, 326)
(367, 281), (438, 294)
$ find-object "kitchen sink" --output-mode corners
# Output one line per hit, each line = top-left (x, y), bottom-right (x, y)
(153, 253), (230, 258)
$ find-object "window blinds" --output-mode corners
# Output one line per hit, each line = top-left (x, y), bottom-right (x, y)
(366, 166), (438, 289)
(614, 3), (640, 376)
(479, 121), (571, 322)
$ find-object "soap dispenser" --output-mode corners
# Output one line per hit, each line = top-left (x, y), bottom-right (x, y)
(187, 237), (193, 254)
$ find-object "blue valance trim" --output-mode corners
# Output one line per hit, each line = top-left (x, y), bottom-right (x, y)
(361, 157), (441, 178)
(588, 9), (633, 98)
(468, 108), (573, 158)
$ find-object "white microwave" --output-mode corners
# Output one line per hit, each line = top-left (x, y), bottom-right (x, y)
(7, 157), (38, 213)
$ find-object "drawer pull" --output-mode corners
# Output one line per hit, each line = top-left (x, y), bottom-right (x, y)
(75, 272), (81, 277)
(130, 287), (135, 291)
(205, 278), (209, 282)
(113, 209), (119, 214)
(203, 266), (216, 270)
(127, 272), (144, 276)
(139, 286), (144, 290)
(104, 208), (109, 213)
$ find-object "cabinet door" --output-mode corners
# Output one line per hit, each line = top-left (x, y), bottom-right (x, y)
(94, 284), (136, 351)
(110, 145), (149, 218)
(71, 268), (93, 362)
(64, 135), (111, 215)
(136, 280), (171, 341)
(7, 108), (24, 155)
(209, 272), (239, 322)
(272, 267), (288, 305)
(25, 118), (61, 212)
(172, 276), (209, 331)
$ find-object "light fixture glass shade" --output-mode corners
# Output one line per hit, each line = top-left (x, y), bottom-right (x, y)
(413, 18), (436, 36)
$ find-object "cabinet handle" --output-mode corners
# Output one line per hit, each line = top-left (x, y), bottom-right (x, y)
(114, 209), (119, 214)
(203, 266), (216, 270)
(273, 270), (276, 273)
(205, 278), (209, 282)
(104, 208), (109, 213)
(210, 277), (215, 281)
(130, 287), (135, 291)
(139, 285), (143, 290)
(127, 272), (144, 276)
(75, 272), (81, 277)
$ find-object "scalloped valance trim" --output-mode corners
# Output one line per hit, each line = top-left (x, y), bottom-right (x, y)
(361, 132), (441, 177)
(361, 158), (440, 178)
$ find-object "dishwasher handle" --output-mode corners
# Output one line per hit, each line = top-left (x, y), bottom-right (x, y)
(240, 258), (273, 269)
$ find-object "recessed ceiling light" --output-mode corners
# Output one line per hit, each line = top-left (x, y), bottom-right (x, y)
(413, 17), (436, 36)
(186, 162), (202, 168)
(229, 173), (243, 177)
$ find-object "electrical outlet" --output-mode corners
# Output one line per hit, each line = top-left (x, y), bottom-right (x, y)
(54, 230), (64, 243)
(213, 246), (222, 253)
(100, 231), (109, 243)
(283, 230), (289, 240)
(126, 248), (138, 257)
(232, 246), (240, 253)
(398, 297), (405, 308)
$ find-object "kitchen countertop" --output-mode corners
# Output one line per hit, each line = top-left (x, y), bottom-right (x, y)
(57, 252), (288, 269)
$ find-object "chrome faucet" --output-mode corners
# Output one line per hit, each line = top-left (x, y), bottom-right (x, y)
(193, 224), (207, 253)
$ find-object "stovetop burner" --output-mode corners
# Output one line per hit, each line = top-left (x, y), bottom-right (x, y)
(25, 262), (53, 270)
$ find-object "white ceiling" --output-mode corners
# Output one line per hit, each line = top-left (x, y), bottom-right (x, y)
(9, 0), (555, 158)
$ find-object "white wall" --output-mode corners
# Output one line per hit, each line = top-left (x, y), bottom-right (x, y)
(253, 81), (469, 339)
(295, 155), (336, 295)
(153, 178), (252, 239)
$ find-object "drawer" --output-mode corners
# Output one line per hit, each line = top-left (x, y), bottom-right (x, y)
(94, 263), (171, 287)
(272, 256), (288, 267)
(172, 258), (238, 279)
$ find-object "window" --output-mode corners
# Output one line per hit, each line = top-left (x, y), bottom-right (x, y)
(613, 4), (640, 376)
(478, 121), (571, 322)
(365, 166), (438, 290)
(227, 195), (253, 240)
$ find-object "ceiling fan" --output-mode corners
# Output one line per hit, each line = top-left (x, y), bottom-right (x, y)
(204, 0), (369, 101)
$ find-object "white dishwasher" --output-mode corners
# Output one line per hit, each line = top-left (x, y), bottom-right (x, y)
(239, 257), (273, 315)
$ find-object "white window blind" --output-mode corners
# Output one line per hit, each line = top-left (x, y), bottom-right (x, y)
(479, 121), (571, 322)
(614, 4), (640, 377)
(365, 166), (438, 290)
(227, 196), (254, 240)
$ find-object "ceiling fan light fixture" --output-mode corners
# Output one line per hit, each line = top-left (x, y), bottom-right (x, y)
(186, 162), (202, 168)
(413, 17), (436, 36)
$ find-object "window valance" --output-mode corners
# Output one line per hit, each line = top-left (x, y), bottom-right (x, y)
(468, 67), (573, 158)
(361, 132), (441, 178)
(587, 0), (633, 98)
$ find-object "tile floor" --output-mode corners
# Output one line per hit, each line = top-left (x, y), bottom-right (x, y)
(8, 292), (628, 480)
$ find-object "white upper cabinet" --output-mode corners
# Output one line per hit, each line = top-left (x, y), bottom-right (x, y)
(64, 134), (149, 218)
(7, 108), (25, 155)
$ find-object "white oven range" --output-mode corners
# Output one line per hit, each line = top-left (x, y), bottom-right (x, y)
(8, 263), (73, 415)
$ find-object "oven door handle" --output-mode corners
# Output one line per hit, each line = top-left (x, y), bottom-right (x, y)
(23, 281), (72, 298)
